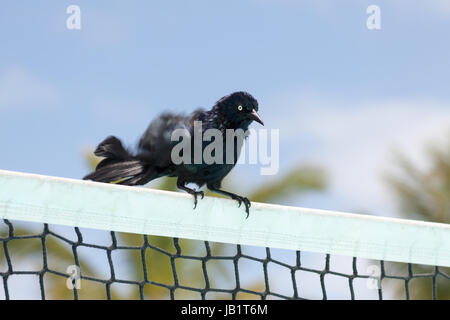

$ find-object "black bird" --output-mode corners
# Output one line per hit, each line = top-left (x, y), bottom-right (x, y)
(83, 91), (263, 217)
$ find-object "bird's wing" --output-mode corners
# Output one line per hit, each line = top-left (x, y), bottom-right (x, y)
(137, 111), (203, 168)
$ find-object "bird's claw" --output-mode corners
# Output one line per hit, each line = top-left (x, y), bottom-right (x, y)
(192, 191), (205, 209)
(231, 195), (251, 218)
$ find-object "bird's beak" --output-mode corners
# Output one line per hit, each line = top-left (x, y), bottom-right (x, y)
(249, 109), (264, 126)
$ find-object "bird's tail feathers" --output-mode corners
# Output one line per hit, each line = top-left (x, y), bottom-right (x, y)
(83, 136), (154, 185)
(94, 136), (132, 169)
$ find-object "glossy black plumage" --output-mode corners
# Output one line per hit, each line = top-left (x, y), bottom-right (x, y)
(83, 91), (263, 217)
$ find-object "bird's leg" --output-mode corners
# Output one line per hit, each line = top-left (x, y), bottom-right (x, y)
(177, 179), (204, 209)
(207, 185), (251, 218)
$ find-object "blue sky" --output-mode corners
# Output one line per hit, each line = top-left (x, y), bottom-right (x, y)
(1, 0), (449, 217)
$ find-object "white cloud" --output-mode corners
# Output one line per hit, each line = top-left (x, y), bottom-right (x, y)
(0, 68), (59, 109)
(268, 90), (450, 217)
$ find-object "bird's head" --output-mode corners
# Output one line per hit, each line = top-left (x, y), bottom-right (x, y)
(215, 91), (263, 129)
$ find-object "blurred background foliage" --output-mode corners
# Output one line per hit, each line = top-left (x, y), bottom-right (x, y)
(383, 135), (449, 299)
(386, 136), (449, 225)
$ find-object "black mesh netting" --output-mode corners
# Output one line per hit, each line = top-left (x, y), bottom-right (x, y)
(1, 219), (449, 300)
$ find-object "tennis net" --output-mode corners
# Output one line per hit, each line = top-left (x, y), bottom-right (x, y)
(0, 169), (449, 299)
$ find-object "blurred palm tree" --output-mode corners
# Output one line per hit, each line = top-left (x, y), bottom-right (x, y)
(384, 135), (450, 299)
(0, 149), (327, 300)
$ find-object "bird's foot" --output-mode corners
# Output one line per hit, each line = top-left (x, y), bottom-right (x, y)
(231, 195), (251, 218)
(192, 191), (205, 209)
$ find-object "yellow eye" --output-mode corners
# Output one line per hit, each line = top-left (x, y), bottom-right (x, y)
(237, 105), (243, 111)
